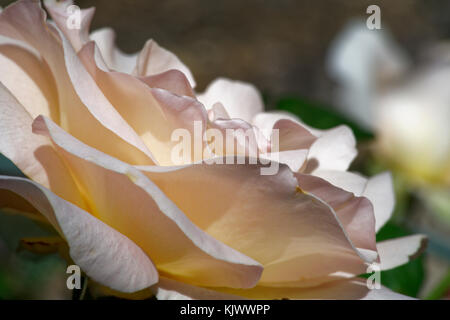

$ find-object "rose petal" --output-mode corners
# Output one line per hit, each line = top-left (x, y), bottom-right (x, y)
(313, 170), (395, 232)
(303, 125), (357, 173)
(273, 119), (317, 151)
(377, 235), (427, 271)
(90, 28), (137, 74)
(294, 173), (377, 255)
(44, 0), (95, 52)
(33, 116), (263, 289)
(207, 102), (229, 121)
(260, 150), (308, 172)
(139, 161), (368, 287)
(0, 176), (158, 293)
(78, 41), (207, 165)
(139, 70), (195, 98)
(252, 111), (303, 139)
(56, 26), (155, 162)
(198, 78), (264, 123)
(0, 82), (85, 208)
(0, 35), (58, 120)
(134, 39), (196, 88)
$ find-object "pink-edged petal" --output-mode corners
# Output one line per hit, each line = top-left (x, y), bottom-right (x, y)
(273, 119), (317, 151)
(377, 235), (427, 271)
(90, 28), (137, 74)
(0, 82), (85, 208)
(139, 160), (368, 287)
(303, 125), (357, 173)
(313, 170), (395, 232)
(139, 69), (195, 98)
(295, 173), (377, 254)
(0, 176), (158, 293)
(198, 78), (264, 123)
(252, 111), (303, 139)
(250, 112), (317, 161)
(33, 116), (263, 289)
(134, 39), (195, 88)
(78, 41), (207, 165)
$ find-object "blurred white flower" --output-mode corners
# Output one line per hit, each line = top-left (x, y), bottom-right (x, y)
(328, 20), (450, 187)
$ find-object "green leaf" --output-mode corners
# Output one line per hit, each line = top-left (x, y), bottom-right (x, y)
(276, 97), (373, 141)
(0, 153), (25, 177)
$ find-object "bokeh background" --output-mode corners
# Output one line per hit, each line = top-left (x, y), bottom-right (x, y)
(0, 0), (449, 299)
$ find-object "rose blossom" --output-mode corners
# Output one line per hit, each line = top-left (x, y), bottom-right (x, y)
(0, 0), (426, 299)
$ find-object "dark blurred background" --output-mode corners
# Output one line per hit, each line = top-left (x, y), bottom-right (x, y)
(2, 0), (450, 101)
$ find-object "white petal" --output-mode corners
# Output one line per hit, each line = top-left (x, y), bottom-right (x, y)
(304, 125), (357, 173)
(377, 235), (427, 271)
(198, 78), (264, 123)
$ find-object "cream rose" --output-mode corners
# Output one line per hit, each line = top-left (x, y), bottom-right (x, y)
(0, 0), (426, 299)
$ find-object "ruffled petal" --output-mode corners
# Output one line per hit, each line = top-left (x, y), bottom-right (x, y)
(139, 160), (369, 287)
(0, 35), (58, 120)
(0, 0), (154, 165)
(44, 0), (95, 52)
(295, 173), (377, 254)
(0, 82), (85, 208)
(78, 42), (207, 165)
(33, 116), (263, 289)
(90, 28), (137, 74)
(198, 78), (264, 123)
(377, 235), (427, 271)
(0, 176), (158, 293)
(134, 39), (196, 88)
(312, 170), (395, 232)
(303, 125), (357, 173)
